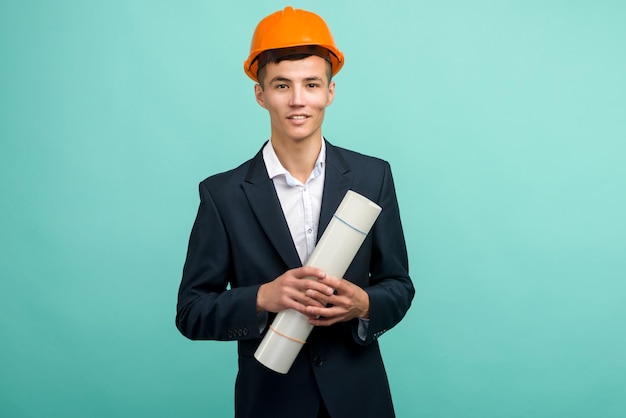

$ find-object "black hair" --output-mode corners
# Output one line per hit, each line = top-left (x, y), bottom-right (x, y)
(255, 46), (334, 88)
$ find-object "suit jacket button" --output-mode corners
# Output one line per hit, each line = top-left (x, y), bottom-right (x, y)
(313, 356), (324, 366)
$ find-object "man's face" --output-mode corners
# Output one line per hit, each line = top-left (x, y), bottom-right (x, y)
(255, 55), (335, 147)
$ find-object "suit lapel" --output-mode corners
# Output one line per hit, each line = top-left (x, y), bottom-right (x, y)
(318, 141), (353, 239)
(241, 146), (301, 269)
(241, 141), (353, 266)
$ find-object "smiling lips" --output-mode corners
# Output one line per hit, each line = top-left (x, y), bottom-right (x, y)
(288, 115), (309, 121)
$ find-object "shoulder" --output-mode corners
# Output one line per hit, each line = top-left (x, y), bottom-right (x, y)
(327, 141), (391, 175)
(195, 158), (258, 208)
(201, 159), (251, 188)
(325, 141), (398, 203)
(339, 147), (387, 164)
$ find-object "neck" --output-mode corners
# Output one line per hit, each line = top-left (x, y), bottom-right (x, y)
(271, 136), (322, 183)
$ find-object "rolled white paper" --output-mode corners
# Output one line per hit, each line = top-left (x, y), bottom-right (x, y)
(254, 190), (382, 374)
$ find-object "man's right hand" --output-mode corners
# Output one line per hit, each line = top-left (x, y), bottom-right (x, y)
(256, 266), (334, 316)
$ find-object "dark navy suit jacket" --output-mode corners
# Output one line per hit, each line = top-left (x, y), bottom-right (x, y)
(176, 140), (414, 418)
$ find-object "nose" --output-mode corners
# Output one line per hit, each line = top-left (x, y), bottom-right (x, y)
(289, 85), (305, 107)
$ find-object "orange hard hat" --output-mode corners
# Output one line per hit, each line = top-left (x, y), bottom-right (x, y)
(243, 6), (345, 82)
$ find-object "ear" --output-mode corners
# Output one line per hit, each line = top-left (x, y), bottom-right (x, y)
(254, 84), (266, 109)
(326, 81), (336, 106)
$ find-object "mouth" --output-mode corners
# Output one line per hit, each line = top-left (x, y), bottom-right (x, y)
(287, 115), (310, 121)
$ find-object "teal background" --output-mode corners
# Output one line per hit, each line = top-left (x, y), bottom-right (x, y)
(1, 1), (625, 417)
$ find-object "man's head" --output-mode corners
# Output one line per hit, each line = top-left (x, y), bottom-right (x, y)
(246, 7), (341, 147)
(244, 7), (344, 83)
(254, 54), (335, 147)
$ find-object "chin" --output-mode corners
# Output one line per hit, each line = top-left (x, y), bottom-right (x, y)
(284, 129), (314, 142)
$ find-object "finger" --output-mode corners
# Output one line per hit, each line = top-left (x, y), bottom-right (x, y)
(294, 266), (327, 280)
(304, 289), (332, 307)
(305, 304), (342, 319)
(301, 294), (326, 308)
(290, 288), (326, 306)
(305, 280), (335, 296)
(290, 276), (332, 295)
(308, 314), (342, 327)
(318, 275), (345, 292)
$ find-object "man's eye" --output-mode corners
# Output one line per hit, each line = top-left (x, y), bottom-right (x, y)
(307, 83), (319, 88)
(276, 84), (288, 89)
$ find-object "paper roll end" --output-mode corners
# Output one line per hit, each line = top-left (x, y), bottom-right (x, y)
(254, 328), (304, 374)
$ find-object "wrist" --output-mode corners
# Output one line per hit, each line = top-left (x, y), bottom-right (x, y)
(256, 284), (267, 313)
(357, 289), (370, 319)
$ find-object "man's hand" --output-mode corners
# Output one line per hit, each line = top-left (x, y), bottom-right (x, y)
(304, 275), (370, 326)
(256, 266), (334, 315)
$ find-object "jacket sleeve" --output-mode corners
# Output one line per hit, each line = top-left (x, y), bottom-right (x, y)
(352, 162), (414, 345)
(176, 182), (263, 341)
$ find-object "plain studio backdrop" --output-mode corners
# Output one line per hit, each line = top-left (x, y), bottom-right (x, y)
(1, 1), (624, 417)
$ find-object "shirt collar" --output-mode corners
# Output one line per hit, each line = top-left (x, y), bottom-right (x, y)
(263, 138), (326, 185)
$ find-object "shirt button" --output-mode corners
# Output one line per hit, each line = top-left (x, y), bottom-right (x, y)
(307, 228), (313, 234)
(313, 356), (324, 366)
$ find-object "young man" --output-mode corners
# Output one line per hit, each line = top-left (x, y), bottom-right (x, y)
(176, 7), (414, 418)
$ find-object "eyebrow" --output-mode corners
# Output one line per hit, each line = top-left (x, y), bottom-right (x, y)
(304, 77), (324, 83)
(269, 76), (325, 84)
(269, 76), (291, 84)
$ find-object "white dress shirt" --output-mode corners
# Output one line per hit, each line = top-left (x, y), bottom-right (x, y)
(263, 139), (325, 264)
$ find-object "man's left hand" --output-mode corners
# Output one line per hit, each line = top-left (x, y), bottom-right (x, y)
(304, 275), (369, 326)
